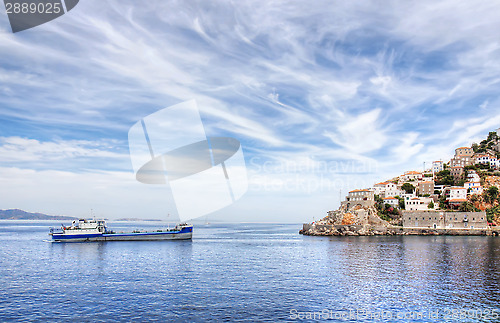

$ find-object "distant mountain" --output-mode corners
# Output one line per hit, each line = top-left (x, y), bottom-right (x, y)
(0, 209), (77, 220)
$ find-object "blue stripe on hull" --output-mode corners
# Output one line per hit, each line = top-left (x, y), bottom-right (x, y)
(52, 233), (102, 240)
(51, 226), (193, 242)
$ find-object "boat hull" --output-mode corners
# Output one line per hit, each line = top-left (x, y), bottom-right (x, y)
(51, 226), (193, 242)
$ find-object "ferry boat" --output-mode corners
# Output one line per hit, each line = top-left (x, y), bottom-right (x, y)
(49, 219), (193, 242)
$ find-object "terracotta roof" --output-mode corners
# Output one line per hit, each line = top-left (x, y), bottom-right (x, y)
(433, 161), (442, 163)
(456, 147), (471, 150)
(383, 197), (397, 200)
(405, 171), (421, 175)
(449, 199), (467, 202)
(374, 182), (389, 186)
(420, 181), (433, 184)
(349, 189), (372, 193)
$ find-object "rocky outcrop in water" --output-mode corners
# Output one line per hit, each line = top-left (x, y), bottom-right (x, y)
(299, 224), (404, 236)
(299, 204), (397, 236)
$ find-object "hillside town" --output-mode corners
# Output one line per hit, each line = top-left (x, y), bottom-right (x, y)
(301, 128), (500, 236)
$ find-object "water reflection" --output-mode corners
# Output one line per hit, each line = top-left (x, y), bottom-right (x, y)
(1, 221), (499, 322)
(325, 236), (500, 315)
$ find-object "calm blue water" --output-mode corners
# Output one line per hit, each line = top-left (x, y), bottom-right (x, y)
(0, 221), (499, 322)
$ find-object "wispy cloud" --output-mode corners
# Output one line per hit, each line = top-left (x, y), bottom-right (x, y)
(0, 137), (130, 171)
(1, 0), (500, 221)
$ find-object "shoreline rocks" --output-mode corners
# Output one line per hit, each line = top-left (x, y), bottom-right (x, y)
(299, 223), (497, 236)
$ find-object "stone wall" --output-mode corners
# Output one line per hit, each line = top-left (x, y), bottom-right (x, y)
(326, 210), (344, 224)
(402, 211), (487, 229)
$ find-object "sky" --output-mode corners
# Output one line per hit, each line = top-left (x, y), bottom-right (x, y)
(1, 0), (500, 222)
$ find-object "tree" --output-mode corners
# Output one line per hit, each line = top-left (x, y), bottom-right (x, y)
(487, 131), (498, 142)
(374, 194), (385, 214)
(483, 191), (491, 204)
(478, 163), (491, 170)
(401, 183), (415, 194)
(488, 186), (499, 202)
(395, 196), (405, 210)
(459, 201), (478, 212)
(464, 165), (477, 171)
(486, 205), (500, 224)
(435, 169), (454, 186)
(437, 170), (450, 176)
(439, 195), (448, 210)
(428, 201), (434, 209)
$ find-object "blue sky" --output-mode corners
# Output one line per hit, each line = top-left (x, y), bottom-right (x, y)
(1, 0), (500, 222)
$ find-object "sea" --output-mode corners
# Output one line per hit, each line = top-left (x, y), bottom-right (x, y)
(0, 221), (499, 322)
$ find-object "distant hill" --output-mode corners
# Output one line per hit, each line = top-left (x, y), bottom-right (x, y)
(0, 209), (77, 220)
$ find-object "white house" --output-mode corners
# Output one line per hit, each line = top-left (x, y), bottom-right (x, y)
(399, 192), (417, 201)
(383, 196), (399, 207)
(464, 182), (483, 195)
(373, 181), (399, 198)
(373, 182), (387, 196)
(402, 171), (423, 182)
(475, 154), (494, 166)
(444, 187), (468, 207)
(432, 161), (444, 174)
(491, 157), (499, 169)
(467, 170), (480, 183)
(475, 153), (498, 169)
(405, 197), (433, 211)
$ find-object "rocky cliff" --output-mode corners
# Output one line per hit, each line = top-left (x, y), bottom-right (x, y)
(300, 204), (394, 236)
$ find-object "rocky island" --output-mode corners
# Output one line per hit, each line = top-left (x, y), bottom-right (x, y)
(301, 129), (500, 237)
(0, 209), (77, 221)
